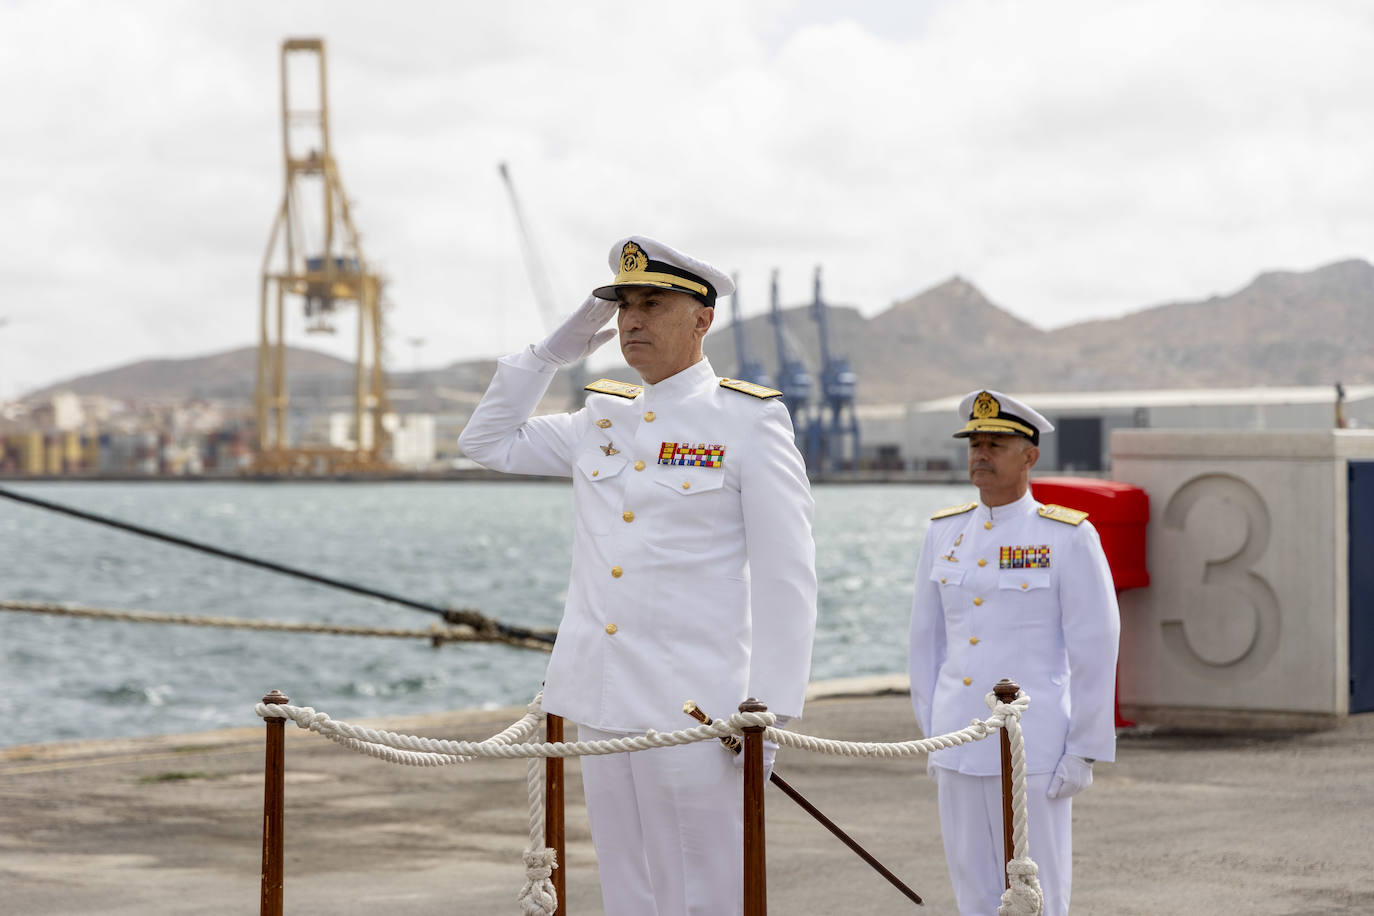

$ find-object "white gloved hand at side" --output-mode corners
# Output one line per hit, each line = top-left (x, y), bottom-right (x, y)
(531, 295), (618, 367)
(733, 715), (787, 780)
(1046, 754), (1093, 799)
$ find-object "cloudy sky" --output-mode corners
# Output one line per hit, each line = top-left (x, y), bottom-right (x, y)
(2, 0), (1371, 396)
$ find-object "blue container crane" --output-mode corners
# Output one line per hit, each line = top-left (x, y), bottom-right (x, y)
(769, 269), (813, 437)
(807, 266), (860, 474)
(729, 273), (773, 388)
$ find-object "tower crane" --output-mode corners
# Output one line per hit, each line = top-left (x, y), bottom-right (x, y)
(729, 273), (772, 388)
(807, 266), (860, 474)
(769, 269), (813, 442)
(497, 162), (587, 402)
(256, 37), (390, 474)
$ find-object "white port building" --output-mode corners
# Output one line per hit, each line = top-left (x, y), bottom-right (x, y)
(856, 385), (1374, 472)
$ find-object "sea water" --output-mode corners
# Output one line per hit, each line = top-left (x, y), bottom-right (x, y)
(0, 480), (965, 747)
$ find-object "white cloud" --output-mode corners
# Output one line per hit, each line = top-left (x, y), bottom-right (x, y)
(1, 0), (1371, 396)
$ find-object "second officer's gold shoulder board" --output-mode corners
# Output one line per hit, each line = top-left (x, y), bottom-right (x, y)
(1038, 504), (1089, 525)
(930, 502), (978, 520)
(584, 378), (643, 399)
(719, 377), (782, 399)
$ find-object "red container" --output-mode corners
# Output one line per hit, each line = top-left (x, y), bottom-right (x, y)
(1030, 476), (1150, 727)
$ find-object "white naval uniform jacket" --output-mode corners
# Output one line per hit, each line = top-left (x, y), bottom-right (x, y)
(908, 490), (1120, 776)
(458, 352), (818, 733)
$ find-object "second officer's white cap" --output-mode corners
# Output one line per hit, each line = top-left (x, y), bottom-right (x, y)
(952, 390), (1054, 446)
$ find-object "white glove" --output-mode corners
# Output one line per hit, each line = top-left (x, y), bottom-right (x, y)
(1046, 754), (1094, 799)
(531, 295), (618, 367)
(733, 715), (787, 780)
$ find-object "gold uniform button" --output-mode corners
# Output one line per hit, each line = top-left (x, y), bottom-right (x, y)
(605, 623), (618, 635)
(622, 511), (635, 523)
(644, 411), (656, 422)
(681, 481), (690, 490)
(1021, 582), (1028, 590)
(611, 566), (623, 578)
(970, 636), (980, 645)
(984, 521), (994, 530)
(963, 677), (973, 686)
(596, 419), (612, 429)
(978, 558), (987, 567)
(634, 460), (645, 471)
(973, 597), (983, 606)
(940, 577), (947, 584)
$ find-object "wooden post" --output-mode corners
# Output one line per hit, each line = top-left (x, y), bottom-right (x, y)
(545, 712), (566, 916)
(740, 698), (768, 916)
(260, 689), (290, 916)
(994, 678), (1021, 890)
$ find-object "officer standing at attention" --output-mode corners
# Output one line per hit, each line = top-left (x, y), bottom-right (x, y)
(458, 236), (818, 916)
(908, 390), (1120, 916)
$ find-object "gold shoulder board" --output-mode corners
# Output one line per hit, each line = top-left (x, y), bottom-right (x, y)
(719, 378), (782, 399)
(930, 502), (978, 520)
(1039, 504), (1088, 525)
(584, 378), (643, 400)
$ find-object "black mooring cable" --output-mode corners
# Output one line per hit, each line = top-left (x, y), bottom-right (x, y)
(0, 485), (556, 646)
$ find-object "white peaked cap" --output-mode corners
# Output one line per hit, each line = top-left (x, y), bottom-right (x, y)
(592, 236), (733, 307)
(952, 389), (1054, 445)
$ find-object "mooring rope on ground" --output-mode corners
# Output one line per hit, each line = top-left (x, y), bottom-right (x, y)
(0, 599), (554, 652)
(255, 689), (1046, 915)
(0, 485), (556, 646)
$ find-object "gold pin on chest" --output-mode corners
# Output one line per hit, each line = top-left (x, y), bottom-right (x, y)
(600, 443), (619, 456)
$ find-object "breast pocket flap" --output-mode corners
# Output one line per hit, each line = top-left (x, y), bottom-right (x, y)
(999, 570), (1051, 591)
(931, 566), (965, 587)
(652, 471), (727, 495)
(576, 452), (627, 482)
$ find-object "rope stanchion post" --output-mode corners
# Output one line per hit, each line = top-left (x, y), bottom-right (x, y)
(544, 712), (566, 916)
(740, 698), (768, 916)
(994, 678), (1020, 891)
(259, 689), (290, 916)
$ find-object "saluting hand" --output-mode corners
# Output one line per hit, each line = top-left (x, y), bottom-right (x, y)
(532, 295), (618, 366)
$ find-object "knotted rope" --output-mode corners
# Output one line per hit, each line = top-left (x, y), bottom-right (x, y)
(518, 725), (557, 915)
(990, 691), (1043, 916)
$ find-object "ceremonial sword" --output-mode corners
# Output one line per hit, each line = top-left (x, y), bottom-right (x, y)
(683, 701), (923, 906)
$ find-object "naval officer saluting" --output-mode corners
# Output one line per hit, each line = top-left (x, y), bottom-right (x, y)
(458, 236), (818, 916)
(908, 390), (1120, 916)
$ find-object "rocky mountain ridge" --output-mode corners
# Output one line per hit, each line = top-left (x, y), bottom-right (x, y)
(28, 258), (1371, 408)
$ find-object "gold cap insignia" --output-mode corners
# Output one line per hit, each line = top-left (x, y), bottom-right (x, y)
(620, 241), (648, 276)
(972, 391), (999, 419)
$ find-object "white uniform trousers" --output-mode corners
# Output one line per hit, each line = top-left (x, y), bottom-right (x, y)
(579, 724), (743, 916)
(934, 769), (1071, 916)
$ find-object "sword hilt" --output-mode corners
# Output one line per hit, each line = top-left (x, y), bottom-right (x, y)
(682, 700), (743, 754)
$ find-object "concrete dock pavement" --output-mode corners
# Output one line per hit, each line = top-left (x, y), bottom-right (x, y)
(2, 678), (1373, 915)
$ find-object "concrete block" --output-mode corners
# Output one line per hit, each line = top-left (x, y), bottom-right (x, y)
(1111, 429), (1374, 724)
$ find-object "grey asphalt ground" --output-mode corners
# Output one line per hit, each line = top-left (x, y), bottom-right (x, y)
(3, 680), (1373, 915)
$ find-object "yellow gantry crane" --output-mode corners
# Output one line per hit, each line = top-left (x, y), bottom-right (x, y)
(255, 38), (390, 474)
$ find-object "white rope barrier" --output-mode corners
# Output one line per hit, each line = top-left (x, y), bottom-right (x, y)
(254, 688), (1042, 915)
(255, 698), (771, 763)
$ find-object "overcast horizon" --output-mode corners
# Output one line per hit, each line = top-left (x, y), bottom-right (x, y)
(4, 0), (1371, 398)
